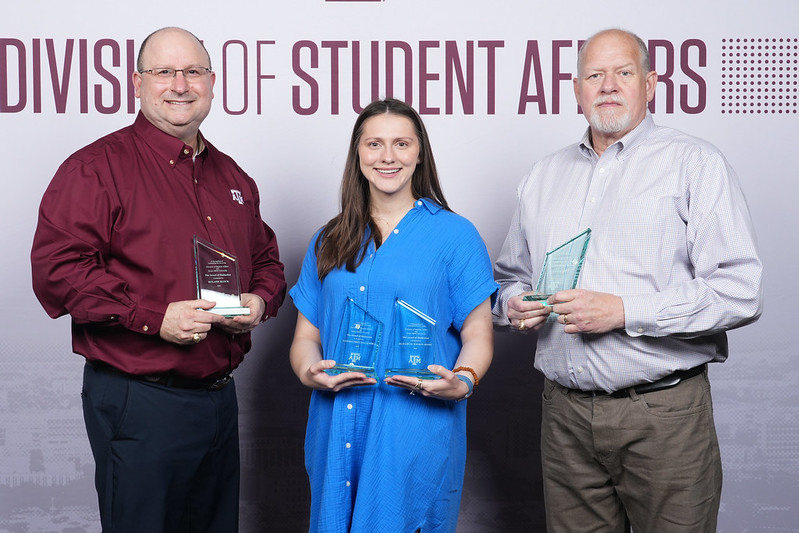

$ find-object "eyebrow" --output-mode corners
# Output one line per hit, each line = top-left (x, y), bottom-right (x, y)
(584, 62), (638, 73)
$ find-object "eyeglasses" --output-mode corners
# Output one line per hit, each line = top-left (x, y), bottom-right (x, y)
(138, 67), (213, 80)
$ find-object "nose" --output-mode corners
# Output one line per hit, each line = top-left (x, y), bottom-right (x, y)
(601, 73), (620, 93)
(170, 71), (190, 92)
(381, 145), (395, 163)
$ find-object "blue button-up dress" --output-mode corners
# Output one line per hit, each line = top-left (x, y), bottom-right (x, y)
(290, 198), (498, 533)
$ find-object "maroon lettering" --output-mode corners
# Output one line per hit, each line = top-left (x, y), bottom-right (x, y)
(46, 39), (74, 113)
(223, 40), (248, 115)
(126, 39), (136, 114)
(518, 40), (546, 114)
(386, 41), (413, 105)
(419, 41), (440, 114)
(292, 40), (318, 115)
(80, 39), (88, 113)
(322, 41), (347, 114)
(445, 41), (474, 115)
(0, 38), (26, 112)
(94, 39), (121, 114)
(350, 41), (380, 114)
(256, 41), (276, 115)
(551, 40), (573, 115)
(680, 39), (706, 114)
(33, 39), (41, 112)
(649, 39), (675, 114)
(478, 40), (503, 115)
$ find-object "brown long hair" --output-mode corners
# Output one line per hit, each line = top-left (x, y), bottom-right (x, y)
(315, 98), (450, 280)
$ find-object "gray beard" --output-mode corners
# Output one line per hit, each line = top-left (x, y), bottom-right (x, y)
(589, 108), (632, 134)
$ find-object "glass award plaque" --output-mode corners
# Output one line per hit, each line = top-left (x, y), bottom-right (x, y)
(326, 298), (382, 379)
(193, 236), (251, 317)
(523, 228), (591, 303)
(384, 299), (441, 380)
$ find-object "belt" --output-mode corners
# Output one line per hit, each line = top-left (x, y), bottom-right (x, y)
(88, 360), (233, 392)
(587, 364), (706, 399)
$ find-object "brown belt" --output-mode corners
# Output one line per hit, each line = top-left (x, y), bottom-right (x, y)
(87, 360), (233, 392)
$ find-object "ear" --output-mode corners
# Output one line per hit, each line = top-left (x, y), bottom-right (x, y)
(132, 71), (142, 99)
(645, 70), (658, 102)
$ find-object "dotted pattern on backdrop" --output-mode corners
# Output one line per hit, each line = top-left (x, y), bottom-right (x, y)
(721, 37), (799, 114)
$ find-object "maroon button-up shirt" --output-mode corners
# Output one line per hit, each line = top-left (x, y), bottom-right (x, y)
(31, 112), (286, 379)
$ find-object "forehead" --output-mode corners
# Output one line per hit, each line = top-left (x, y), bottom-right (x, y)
(141, 30), (209, 66)
(361, 113), (417, 138)
(580, 32), (641, 72)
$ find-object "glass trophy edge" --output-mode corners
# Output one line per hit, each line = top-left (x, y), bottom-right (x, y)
(532, 228), (592, 295)
(326, 298), (383, 379)
(324, 363), (377, 379)
(193, 235), (246, 305)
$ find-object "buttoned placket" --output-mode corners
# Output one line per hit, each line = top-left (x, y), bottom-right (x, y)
(569, 144), (624, 390)
(185, 147), (222, 246)
(335, 201), (420, 496)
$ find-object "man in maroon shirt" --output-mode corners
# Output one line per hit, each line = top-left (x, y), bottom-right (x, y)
(30, 27), (286, 533)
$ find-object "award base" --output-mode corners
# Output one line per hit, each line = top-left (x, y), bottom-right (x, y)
(522, 293), (552, 307)
(522, 293), (550, 301)
(324, 363), (377, 379)
(384, 368), (442, 380)
(207, 306), (251, 317)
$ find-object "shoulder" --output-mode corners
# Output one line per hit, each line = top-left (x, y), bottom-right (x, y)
(647, 124), (727, 161)
(421, 201), (479, 233)
(203, 139), (249, 173)
(65, 124), (136, 164)
(518, 141), (584, 191)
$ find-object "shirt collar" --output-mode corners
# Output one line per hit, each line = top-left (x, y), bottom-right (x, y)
(416, 197), (444, 214)
(578, 113), (655, 159)
(132, 112), (206, 164)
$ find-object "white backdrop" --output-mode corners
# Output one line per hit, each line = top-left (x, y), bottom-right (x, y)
(1, 1), (797, 531)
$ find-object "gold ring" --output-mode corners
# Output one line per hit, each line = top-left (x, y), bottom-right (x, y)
(192, 332), (201, 343)
(563, 315), (569, 325)
(415, 379), (424, 391)
(519, 319), (526, 330)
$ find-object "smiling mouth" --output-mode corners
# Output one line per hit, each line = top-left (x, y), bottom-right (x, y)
(376, 168), (400, 175)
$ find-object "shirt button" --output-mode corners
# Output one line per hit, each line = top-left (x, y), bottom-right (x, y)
(416, 200), (422, 206)
(346, 442), (352, 449)
(142, 325), (149, 332)
(347, 404), (353, 410)
(637, 327), (644, 333)
(590, 197), (597, 204)
(577, 366), (584, 373)
(184, 148), (190, 155)
(393, 229), (399, 234)
(359, 286), (365, 292)
(206, 216), (212, 222)
(599, 167), (606, 174)
(345, 481), (351, 487)
(169, 159), (175, 165)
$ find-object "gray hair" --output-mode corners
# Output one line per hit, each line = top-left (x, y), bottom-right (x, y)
(576, 29), (650, 75)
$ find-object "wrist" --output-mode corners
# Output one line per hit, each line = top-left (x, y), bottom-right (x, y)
(455, 374), (474, 400)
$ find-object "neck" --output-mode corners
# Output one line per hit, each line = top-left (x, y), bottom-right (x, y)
(371, 196), (416, 220)
(588, 130), (617, 157)
(181, 131), (201, 153)
(370, 194), (416, 239)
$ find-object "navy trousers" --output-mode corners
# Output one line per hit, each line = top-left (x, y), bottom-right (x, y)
(81, 362), (240, 533)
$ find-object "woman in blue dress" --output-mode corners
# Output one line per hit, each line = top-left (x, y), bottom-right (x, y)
(289, 98), (498, 533)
